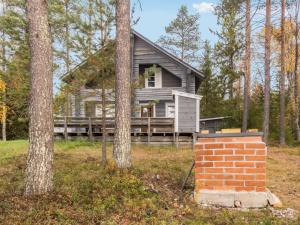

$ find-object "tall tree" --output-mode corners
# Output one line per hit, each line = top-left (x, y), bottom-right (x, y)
(198, 41), (222, 117)
(263, 0), (271, 143)
(242, 0), (251, 133)
(25, 0), (54, 195)
(158, 5), (200, 63)
(279, 0), (286, 145)
(0, 0), (6, 141)
(293, 0), (300, 141)
(113, 0), (131, 168)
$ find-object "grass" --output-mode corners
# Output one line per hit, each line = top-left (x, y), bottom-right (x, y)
(0, 140), (299, 224)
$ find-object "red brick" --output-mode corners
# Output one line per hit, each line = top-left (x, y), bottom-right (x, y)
(195, 174), (213, 179)
(205, 168), (223, 173)
(233, 136), (262, 142)
(214, 150), (234, 155)
(256, 150), (267, 155)
(197, 150), (214, 155)
(225, 143), (245, 149)
(214, 162), (233, 167)
(194, 167), (203, 173)
(235, 186), (255, 192)
(225, 156), (244, 161)
(235, 175), (255, 180)
(246, 156), (265, 161)
(198, 138), (215, 143)
(235, 162), (255, 167)
(195, 155), (204, 161)
(256, 174), (266, 180)
(245, 168), (265, 173)
(256, 187), (266, 192)
(204, 156), (223, 161)
(225, 168), (244, 173)
(235, 149), (255, 155)
(225, 180), (244, 186)
(205, 144), (224, 149)
(214, 174), (234, 179)
(245, 181), (265, 187)
(195, 162), (213, 167)
(215, 186), (235, 191)
(204, 180), (223, 186)
(245, 143), (266, 149)
(214, 137), (234, 142)
(256, 162), (266, 168)
(195, 144), (204, 150)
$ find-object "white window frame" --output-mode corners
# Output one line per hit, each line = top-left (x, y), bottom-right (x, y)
(165, 102), (175, 118)
(145, 67), (162, 89)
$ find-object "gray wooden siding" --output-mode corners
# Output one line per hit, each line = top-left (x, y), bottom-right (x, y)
(162, 68), (181, 87)
(135, 87), (184, 101)
(178, 96), (197, 132)
(133, 36), (187, 88)
(186, 73), (196, 94)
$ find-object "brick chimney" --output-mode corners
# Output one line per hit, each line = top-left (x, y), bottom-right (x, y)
(194, 133), (278, 208)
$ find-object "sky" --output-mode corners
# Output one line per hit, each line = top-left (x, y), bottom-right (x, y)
(132, 0), (219, 44)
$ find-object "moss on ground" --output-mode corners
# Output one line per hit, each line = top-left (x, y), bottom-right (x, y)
(0, 141), (299, 224)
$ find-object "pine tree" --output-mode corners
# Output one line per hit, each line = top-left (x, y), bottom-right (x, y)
(114, 0), (131, 168)
(212, 0), (244, 127)
(279, 0), (286, 145)
(198, 41), (221, 117)
(158, 5), (201, 63)
(263, 0), (272, 143)
(242, 0), (251, 133)
(25, 0), (54, 196)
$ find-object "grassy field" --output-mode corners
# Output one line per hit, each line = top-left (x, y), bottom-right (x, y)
(0, 140), (299, 225)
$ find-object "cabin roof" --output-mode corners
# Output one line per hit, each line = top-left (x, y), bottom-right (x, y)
(132, 30), (204, 79)
(62, 30), (204, 83)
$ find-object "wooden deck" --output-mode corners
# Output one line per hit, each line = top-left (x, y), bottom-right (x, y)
(54, 117), (194, 145)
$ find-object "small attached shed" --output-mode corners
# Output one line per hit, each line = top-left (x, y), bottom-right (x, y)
(172, 90), (202, 133)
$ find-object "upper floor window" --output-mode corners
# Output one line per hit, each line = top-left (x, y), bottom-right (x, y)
(144, 67), (162, 88)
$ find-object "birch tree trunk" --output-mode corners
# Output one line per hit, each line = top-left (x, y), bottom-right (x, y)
(279, 0), (286, 146)
(242, 0), (251, 133)
(113, 0), (131, 168)
(1, 0), (6, 141)
(25, 0), (54, 196)
(263, 0), (271, 143)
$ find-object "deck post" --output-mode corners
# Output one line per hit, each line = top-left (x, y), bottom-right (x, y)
(176, 132), (179, 148)
(88, 117), (93, 141)
(147, 117), (151, 144)
(64, 116), (68, 140)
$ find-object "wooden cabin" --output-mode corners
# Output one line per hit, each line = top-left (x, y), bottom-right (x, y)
(59, 30), (204, 136)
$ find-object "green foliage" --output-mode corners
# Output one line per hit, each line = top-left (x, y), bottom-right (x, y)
(158, 5), (201, 63)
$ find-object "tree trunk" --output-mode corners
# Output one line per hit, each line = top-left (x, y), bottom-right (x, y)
(263, 0), (271, 144)
(101, 76), (107, 166)
(1, 0), (6, 141)
(242, 0), (251, 133)
(294, 2), (300, 141)
(113, 0), (131, 168)
(279, 0), (286, 146)
(25, 0), (54, 196)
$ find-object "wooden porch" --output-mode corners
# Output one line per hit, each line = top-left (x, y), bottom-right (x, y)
(54, 117), (195, 145)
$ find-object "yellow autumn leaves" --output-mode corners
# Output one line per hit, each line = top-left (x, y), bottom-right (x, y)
(0, 79), (6, 122)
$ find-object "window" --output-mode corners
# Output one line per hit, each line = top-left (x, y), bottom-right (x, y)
(166, 103), (175, 118)
(147, 71), (155, 88)
(144, 67), (162, 88)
